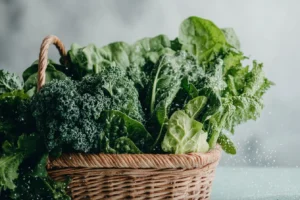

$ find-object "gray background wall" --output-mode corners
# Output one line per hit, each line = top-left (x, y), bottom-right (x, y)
(0, 0), (299, 167)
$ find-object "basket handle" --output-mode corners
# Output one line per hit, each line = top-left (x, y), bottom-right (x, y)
(37, 35), (67, 91)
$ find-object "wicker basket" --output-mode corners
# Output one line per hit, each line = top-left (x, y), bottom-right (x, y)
(38, 35), (222, 200)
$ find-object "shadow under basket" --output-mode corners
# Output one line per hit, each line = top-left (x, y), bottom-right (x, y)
(47, 147), (221, 200)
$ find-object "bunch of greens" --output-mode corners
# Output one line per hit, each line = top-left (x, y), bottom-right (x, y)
(0, 16), (272, 199)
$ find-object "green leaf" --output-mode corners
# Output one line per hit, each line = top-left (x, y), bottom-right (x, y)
(162, 110), (209, 154)
(31, 154), (48, 178)
(181, 78), (199, 99)
(222, 28), (241, 50)
(244, 61), (272, 96)
(66, 35), (173, 85)
(0, 151), (23, 190)
(0, 90), (33, 143)
(184, 96), (207, 119)
(0, 134), (40, 190)
(23, 60), (67, 93)
(179, 16), (227, 63)
(0, 70), (23, 95)
(99, 110), (153, 153)
(217, 133), (236, 154)
(114, 137), (143, 154)
(147, 51), (199, 151)
(11, 175), (70, 200)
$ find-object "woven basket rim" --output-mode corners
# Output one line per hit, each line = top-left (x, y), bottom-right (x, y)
(47, 145), (221, 170)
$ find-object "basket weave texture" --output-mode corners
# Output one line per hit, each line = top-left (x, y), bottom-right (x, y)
(38, 35), (222, 200)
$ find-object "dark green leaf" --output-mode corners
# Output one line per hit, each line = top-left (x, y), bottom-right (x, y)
(217, 133), (236, 154)
(99, 110), (153, 153)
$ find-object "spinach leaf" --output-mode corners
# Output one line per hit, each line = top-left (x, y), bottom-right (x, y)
(0, 70), (23, 95)
(161, 110), (209, 154)
(114, 137), (143, 154)
(222, 28), (241, 50)
(178, 16), (227, 63)
(99, 110), (153, 153)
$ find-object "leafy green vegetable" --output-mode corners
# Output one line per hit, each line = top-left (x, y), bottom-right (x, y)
(10, 154), (70, 200)
(146, 51), (200, 149)
(161, 110), (209, 154)
(162, 97), (209, 154)
(65, 35), (173, 86)
(31, 66), (144, 153)
(217, 133), (236, 154)
(0, 134), (39, 190)
(0, 70), (23, 95)
(207, 61), (272, 148)
(0, 90), (34, 146)
(184, 96), (207, 119)
(0, 15), (273, 200)
(99, 110), (153, 153)
(10, 175), (70, 200)
(178, 16), (227, 63)
(23, 60), (67, 95)
(222, 28), (241, 50)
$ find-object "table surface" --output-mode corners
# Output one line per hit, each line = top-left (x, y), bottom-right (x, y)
(211, 167), (300, 200)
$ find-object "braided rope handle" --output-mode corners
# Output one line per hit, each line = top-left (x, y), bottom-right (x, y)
(37, 35), (67, 91)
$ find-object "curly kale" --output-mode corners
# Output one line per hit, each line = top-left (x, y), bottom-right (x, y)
(31, 66), (144, 153)
(0, 70), (23, 95)
(80, 66), (144, 122)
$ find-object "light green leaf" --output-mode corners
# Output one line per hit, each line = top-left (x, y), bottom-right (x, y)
(184, 96), (207, 119)
(0, 151), (23, 190)
(222, 28), (241, 50)
(162, 110), (209, 154)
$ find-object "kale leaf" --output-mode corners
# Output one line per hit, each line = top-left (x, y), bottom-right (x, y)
(31, 66), (144, 153)
(0, 70), (23, 95)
